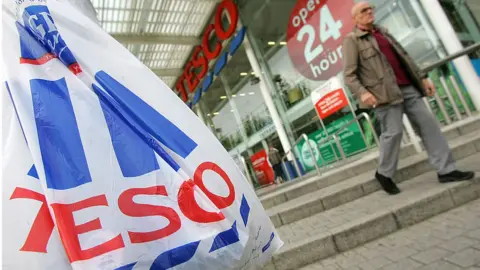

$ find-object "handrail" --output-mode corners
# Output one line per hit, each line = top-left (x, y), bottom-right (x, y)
(422, 42), (480, 73)
(301, 134), (322, 176)
(314, 113), (380, 158)
(334, 113), (380, 146)
(278, 112), (380, 182)
(280, 133), (310, 181)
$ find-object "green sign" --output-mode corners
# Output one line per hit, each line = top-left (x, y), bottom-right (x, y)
(296, 114), (367, 171)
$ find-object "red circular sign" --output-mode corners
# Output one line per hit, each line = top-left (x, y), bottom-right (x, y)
(287, 0), (355, 81)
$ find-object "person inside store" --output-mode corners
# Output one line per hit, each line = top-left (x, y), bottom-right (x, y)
(268, 144), (285, 183)
(342, 1), (475, 195)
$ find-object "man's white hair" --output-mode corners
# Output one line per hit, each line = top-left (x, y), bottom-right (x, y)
(351, 1), (369, 17)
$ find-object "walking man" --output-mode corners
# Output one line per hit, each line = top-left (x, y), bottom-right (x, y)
(342, 1), (474, 195)
(268, 145), (285, 183)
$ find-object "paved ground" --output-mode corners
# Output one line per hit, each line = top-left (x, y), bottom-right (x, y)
(298, 198), (480, 270)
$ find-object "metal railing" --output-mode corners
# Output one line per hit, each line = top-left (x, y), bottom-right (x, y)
(400, 42), (479, 148)
(280, 134), (310, 182)
(329, 112), (380, 159)
(309, 112), (380, 162)
(422, 42), (480, 73)
(421, 42), (478, 126)
(280, 112), (380, 182)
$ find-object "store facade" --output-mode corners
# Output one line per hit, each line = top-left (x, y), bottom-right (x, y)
(174, 0), (480, 187)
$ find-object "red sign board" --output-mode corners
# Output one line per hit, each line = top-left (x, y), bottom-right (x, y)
(250, 150), (275, 186)
(286, 0), (355, 81)
(314, 88), (348, 119)
(175, 0), (239, 102)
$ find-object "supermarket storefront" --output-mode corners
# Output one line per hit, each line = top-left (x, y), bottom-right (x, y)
(175, 0), (480, 187)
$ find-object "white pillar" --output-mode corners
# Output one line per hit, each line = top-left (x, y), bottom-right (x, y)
(420, 0), (480, 110)
(243, 38), (294, 159)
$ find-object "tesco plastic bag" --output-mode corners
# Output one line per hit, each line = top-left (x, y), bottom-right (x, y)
(1, 0), (282, 269)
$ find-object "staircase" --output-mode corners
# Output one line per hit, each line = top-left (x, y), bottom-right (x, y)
(259, 115), (480, 270)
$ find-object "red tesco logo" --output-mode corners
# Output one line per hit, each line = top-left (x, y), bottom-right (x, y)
(10, 161), (236, 263)
(176, 0), (239, 102)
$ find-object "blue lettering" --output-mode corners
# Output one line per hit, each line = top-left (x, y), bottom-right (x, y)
(21, 5), (78, 66)
(16, 22), (49, 61)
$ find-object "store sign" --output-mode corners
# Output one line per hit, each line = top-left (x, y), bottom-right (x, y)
(296, 114), (367, 171)
(311, 76), (349, 119)
(175, 0), (245, 103)
(250, 150), (275, 186)
(286, 0), (355, 80)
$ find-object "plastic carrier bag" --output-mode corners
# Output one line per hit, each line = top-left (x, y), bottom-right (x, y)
(1, 1), (282, 269)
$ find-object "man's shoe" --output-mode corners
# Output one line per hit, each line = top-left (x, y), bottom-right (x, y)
(438, 170), (475, 183)
(375, 172), (401, 195)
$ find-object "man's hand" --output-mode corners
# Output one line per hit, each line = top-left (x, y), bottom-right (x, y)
(360, 91), (377, 107)
(423, 79), (436, 97)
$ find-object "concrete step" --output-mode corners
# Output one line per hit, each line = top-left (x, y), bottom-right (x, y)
(263, 152), (480, 270)
(259, 115), (480, 210)
(298, 198), (480, 270)
(267, 132), (480, 227)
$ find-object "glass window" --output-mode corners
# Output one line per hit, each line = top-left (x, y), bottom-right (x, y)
(466, 0), (480, 26)
(208, 0), (458, 160)
(440, 0), (480, 44)
(225, 0), (447, 154)
(237, 0), (445, 115)
(401, 28), (442, 67)
(202, 79), (243, 151)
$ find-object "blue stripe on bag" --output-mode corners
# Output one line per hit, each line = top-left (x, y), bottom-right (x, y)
(31, 78), (92, 190)
(240, 195), (250, 226)
(92, 83), (180, 171)
(150, 241), (200, 270)
(100, 99), (159, 177)
(209, 221), (240, 253)
(95, 71), (197, 160)
(262, 233), (275, 253)
(115, 262), (137, 270)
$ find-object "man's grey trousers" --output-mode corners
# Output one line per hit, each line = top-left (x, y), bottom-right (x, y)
(375, 85), (456, 178)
